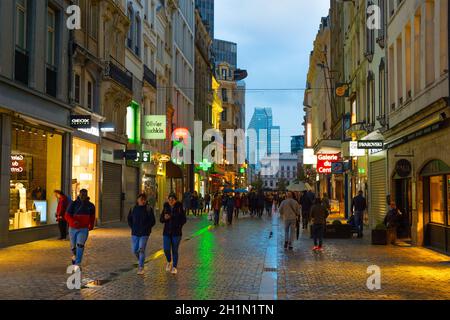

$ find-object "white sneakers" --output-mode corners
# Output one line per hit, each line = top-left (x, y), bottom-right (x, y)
(165, 262), (178, 274)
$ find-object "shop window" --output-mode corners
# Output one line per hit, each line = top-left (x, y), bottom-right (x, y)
(9, 123), (62, 230)
(429, 176), (445, 224)
(72, 138), (97, 209)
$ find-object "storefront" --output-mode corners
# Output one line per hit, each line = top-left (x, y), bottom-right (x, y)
(9, 121), (63, 230)
(72, 138), (98, 210)
(421, 160), (450, 254)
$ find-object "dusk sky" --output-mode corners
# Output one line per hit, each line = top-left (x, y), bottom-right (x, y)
(214, 0), (330, 152)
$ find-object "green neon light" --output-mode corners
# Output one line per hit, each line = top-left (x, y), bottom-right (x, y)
(199, 159), (212, 172)
(127, 100), (141, 145)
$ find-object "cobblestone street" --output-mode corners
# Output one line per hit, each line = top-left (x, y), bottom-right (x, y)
(0, 214), (449, 300)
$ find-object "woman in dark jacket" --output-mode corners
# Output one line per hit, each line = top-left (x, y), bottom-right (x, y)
(128, 194), (156, 275)
(160, 193), (187, 275)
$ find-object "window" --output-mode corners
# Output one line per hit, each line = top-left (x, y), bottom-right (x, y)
(16, 0), (27, 50)
(87, 81), (93, 109)
(46, 8), (56, 66)
(221, 108), (227, 122)
(430, 176), (445, 224)
(74, 73), (81, 104)
(367, 72), (375, 125)
(425, 0), (435, 86)
(379, 59), (386, 117)
(127, 7), (133, 49)
(9, 122), (63, 230)
(222, 88), (228, 102)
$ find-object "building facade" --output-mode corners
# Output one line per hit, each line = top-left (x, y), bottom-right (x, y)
(0, 0), (73, 245)
(195, 0), (214, 39)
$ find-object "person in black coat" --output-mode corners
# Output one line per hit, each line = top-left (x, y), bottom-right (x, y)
(127, 194), (156, 275)
(300, 191), (313, 230)
(160, 193), (187, 275)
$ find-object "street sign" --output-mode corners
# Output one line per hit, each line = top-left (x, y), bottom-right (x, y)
(331, 162), (344, 174)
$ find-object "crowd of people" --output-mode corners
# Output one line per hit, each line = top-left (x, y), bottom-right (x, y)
(53, 186), (403, 276)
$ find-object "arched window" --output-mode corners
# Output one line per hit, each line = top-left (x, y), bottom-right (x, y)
(378, 58), (386, 119)
(127, 4), (134, 49)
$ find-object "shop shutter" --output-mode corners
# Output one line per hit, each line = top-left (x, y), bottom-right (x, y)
(369, 159), (387, 228)
(101, 162), (122, 223)
(124, 167), (139, 217)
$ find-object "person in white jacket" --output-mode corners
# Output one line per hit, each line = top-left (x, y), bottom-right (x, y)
(279, 192), (301, 250)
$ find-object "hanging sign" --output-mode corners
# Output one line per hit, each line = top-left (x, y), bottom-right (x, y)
(317, 154), (340, 174)
(144, 115), (166, 140)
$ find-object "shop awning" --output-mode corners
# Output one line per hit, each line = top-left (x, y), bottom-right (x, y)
(166, 161), (183, 179)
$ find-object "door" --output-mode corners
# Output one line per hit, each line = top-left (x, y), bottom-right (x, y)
(101, 162), (122, 223)
(395, 178), (412, 238)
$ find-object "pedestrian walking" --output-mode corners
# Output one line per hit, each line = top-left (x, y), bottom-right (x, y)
(300, 191), (313, 230)
(256, 190), (265, 218)
(204, 193), (211, 213)
(279, 192), (301, 250)
(65, 189), (95, 267)
(212, 193), (222, 226)
(225, 194), (235, 225)
(160, 193), (187, 275)
(352, 190), (367, 238)
(191, 191), (199, 216)
(54, 190), (70, 240)
(127, 194), (156, 275)
(249, 191), (257, 217)
(384, 201), (401, 245)
(182, 191), (192, 216)
(310, 198), (329, 252)
(198, 194), (205, 215)
(234, 193), (242, 218)
(265, 193), (273, 216)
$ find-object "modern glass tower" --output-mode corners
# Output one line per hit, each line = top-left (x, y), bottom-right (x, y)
(195, 0), (214, 39)
(247, 108), (281, 171)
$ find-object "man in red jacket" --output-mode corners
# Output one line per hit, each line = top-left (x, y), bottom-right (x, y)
(54, 190), (70, 240)
(65, 189), (95, 267)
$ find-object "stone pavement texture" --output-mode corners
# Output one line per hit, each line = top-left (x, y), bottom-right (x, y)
(0, 212), (449, 300)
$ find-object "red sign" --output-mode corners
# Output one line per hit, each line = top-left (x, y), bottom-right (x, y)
(317, 154), (340, 174)
(11, 154), (25, 173)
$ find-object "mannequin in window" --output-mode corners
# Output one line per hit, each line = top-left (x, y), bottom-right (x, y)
(15, 183), (27, 211)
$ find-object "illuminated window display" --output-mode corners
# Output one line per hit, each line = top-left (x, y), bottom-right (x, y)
(72, 138), (97, 208)
(9, 123), (62, 230)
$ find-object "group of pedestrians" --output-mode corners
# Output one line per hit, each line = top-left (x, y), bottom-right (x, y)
(55, 189), (187, 276)
(182, 191), (211, 216)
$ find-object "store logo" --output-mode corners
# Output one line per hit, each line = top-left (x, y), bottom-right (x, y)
(317, 154), (340, 174)
(366, 265), (381, 290)
(66, 265), (81, 290)
(70, 115), (91, 129)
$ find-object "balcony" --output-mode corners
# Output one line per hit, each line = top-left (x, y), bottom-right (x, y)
(143, 65), (157, 89)
(104, 57), (133, 91)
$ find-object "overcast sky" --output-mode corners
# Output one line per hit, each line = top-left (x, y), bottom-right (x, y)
(214, 0), (330, 152)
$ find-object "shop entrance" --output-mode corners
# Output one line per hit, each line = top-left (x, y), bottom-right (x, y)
(72, 138), (97, 209)
(101, 162), (122, 223)
(394, 178), (412, 239)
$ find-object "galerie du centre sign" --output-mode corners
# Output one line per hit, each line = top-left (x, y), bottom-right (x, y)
(316, 154), (341, 174)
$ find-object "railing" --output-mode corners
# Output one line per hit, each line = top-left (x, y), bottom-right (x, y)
(104, 57), (133, 91)
(143, 64), (157, 89)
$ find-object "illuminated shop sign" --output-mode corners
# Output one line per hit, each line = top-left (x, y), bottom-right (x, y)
(349, 141), (366, 157)
(303, 148), (317, 165)
(11, 154), (25, 173)
(357, 140), (384, 149)
(70, 115), (91, 129)
(144, 115), (166, 140)
(317, 154), (340, 174)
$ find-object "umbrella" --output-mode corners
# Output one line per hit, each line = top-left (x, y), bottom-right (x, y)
(223, 188), (234, 193)
(235, 188), (248, 193)
(287, 181), (308, 192)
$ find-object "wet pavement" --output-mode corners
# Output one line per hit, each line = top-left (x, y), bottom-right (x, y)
(0, 212), (449, 300)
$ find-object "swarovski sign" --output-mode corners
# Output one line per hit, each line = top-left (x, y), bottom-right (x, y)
(357, 141), (384, 149)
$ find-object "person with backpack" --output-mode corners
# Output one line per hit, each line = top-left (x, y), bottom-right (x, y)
(279, 192), (301, 250)
(54, 190), (70, 240)
(160, 193), (187, 275)
(127, 193), (156, 275)
(65, 189), (95, 267)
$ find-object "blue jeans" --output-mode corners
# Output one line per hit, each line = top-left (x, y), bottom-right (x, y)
(131, 236), (149, 268)
(163, 235), (181, 268)
(69, 228), (89, 265)
(312, 224), (325, 247)
(284, 219), (296, 244)
(354, 211), (364, 236)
